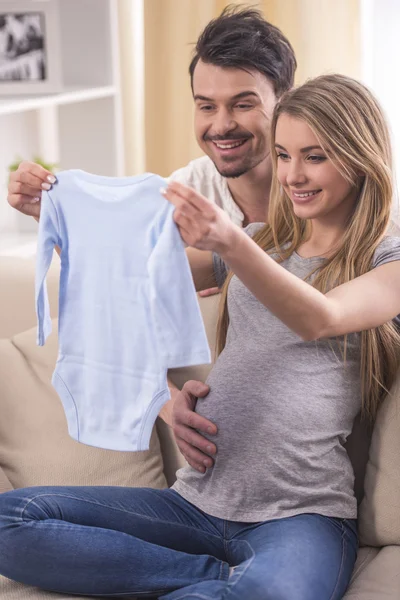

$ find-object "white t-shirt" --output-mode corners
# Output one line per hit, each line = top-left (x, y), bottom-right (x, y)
(168, 155), (245, 227)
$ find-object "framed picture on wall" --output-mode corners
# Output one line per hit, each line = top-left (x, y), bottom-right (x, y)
(0, 0), (61, 95)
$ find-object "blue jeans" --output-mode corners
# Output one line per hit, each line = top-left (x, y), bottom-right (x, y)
(0, 486), (357, 599)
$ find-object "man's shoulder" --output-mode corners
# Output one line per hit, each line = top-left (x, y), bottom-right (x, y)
(168, 156), (241, 222)
(168, 156), (223, 190)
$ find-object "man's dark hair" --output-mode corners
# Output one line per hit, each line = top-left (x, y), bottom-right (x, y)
(189, 5), (297, 97)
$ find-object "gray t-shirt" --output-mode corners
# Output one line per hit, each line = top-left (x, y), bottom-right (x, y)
(173, 224), (400, 522)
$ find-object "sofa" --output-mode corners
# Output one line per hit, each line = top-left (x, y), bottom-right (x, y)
(0, 255), (399, 599)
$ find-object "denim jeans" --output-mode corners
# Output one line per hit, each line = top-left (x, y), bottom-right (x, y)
(0, 485), (357, 599)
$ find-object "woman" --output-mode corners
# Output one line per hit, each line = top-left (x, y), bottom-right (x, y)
(0, 74), (400, 600)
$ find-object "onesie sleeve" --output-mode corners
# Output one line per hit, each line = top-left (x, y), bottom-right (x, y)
(35, 190), (61, 346)
(148, 202), (211, 368)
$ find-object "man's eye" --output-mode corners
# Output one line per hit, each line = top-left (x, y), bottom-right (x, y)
(236, 104), (252, 109)
(199, 105), (214, 111)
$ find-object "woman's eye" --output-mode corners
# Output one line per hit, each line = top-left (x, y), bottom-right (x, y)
(308, 155), (326, 163)
(276, 152), (290, 161)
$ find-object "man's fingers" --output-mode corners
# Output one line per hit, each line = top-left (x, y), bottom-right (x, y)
(8, 181), (43, 201)
(173, 423), (217, 456)
(176, 437), (214, 470)
(182, 380), (210, 398)
(179, 410), (217, 435)
(198, 287), (221, 298)
(185, 458), (206, 474)
(19, 170), (49, 190)
(8, 162), (56, 212)
(19, 160), (55, 183)
(8, 195), (41, 218)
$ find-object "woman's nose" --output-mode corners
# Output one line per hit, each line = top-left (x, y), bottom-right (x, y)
(286, 160), (307, 186)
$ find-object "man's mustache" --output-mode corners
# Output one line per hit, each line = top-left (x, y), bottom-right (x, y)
(203, 133), (252, 142)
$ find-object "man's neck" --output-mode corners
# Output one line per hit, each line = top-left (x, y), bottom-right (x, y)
(226, 157), (272, 226)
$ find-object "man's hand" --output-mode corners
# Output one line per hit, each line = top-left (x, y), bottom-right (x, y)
(7, 161), (56, 220)
(198, 287), (221, 298)
(172, 380), (217, 473)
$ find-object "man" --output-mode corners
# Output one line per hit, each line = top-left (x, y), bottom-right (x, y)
(7, 6), (297, 473)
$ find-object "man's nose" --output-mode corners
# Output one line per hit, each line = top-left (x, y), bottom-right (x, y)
(211, 108), (236, 137)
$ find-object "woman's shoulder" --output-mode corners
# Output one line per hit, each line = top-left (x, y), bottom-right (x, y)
(243, 222), (265, 237)
(372, 233), (400, 269)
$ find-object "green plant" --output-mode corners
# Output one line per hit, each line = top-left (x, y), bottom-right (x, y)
(8, 155), (59, 179)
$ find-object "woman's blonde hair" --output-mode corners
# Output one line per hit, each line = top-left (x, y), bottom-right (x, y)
(216, 73), (400, 420)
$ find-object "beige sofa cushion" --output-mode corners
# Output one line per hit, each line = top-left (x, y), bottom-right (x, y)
(358, 371), (400, 546)
(168, 294), (219, 389)
(344, 546), (400, 598)
(0, 257), (59, 339)
(0, 322), (167, 490)
(0, 465), (13, 493)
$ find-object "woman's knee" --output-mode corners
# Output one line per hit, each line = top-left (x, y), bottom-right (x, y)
(0, 486), (59, 525)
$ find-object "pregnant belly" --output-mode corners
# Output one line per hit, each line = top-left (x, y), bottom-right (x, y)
(195, 347), (277, 452)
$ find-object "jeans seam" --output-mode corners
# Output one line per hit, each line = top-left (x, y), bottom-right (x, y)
(166, 595), (216, 600)
(45, 587), (171, 597)
(222, 520), (229, 561)
(219, 560), (228, 582)
(220, 539), (255, 600)
(19, 493), (222, 541)
(328, 521), (347, 600)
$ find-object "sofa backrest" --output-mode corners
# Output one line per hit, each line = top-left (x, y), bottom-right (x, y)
(359, 370), (400, 546)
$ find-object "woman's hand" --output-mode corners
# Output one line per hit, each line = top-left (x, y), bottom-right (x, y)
(161, 181), (239, 255)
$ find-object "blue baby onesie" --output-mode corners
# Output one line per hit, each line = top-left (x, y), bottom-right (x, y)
(35, 169), (211, 451)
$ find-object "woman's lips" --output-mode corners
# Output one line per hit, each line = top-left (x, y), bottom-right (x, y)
(291, 189), (322, 203)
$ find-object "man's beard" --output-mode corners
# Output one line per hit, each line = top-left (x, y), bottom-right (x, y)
(213, 153), (266, 179)
(203, 133), (267, 178)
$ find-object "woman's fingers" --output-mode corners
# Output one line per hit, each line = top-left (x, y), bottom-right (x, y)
(167, 180), (211, 211)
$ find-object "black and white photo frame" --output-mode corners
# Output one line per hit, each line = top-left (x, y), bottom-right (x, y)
(0, 0), (61, 94)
